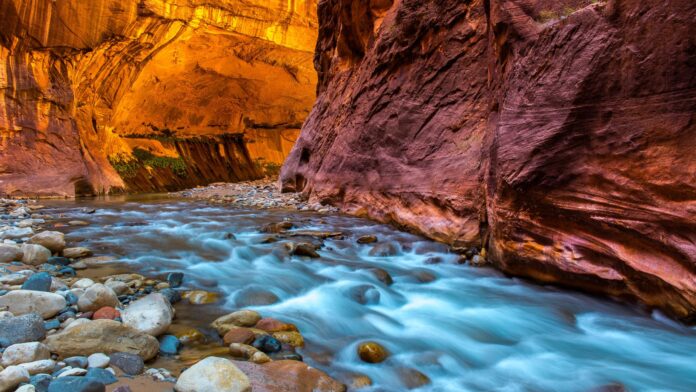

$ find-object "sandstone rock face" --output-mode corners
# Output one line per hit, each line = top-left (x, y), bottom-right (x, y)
(0, 0), (318, 196)
(281, 0), (696, 320)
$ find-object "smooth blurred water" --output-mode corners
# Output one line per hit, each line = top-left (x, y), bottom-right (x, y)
(44, 197), (696, 392)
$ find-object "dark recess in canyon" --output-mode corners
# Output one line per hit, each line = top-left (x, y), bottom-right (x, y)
(281, 0), (696, 320)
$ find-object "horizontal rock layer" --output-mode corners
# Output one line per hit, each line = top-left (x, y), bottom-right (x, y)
(281, 0), (696, 320)
(0, 0), (317, 195)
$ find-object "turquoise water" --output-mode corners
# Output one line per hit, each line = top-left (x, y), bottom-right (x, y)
(46, 198), (696, 392)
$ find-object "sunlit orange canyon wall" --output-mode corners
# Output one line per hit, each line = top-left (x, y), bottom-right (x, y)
(0, 0), (317, 195)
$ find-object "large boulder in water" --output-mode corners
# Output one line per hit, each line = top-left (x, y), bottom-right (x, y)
(28, 231), (65, 253)
(44, 320), (159, 360)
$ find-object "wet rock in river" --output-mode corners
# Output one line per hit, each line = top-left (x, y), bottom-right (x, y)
(285, 242), (320, 258)
(233, 286), (280, 307)
(347, 285), (380, 305)
(368, 242), (399, 257)
(28, 231), (65, 253)
(223, 327), (257, 345)
(62, 247), (92, 259)
(166, 272), (184, 288)
(228, 344), (271, 364)
(121, 293), (173, 336)
(175, 357), (251, 392)
(357, 342), (388, 364)
(356, 235), (378, 244)
(261, 221), (294, 234)
(45, 320), (159, 360)
(397, 367), (431, 389)
(252, 335), (282, 354)
(233, 360), (345, 392)
(367, 268), (393, 286)
(272, 331), (304, 348)
(0, 313), (46, 345)
(182, 290), (218, 305)
(212, 310), (262, 335)
(255, 318), (298, 333)
(0, 290), (66, 319)
(158, 335), (181, 355)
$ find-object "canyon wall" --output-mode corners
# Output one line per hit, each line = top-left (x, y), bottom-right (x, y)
(281, 0), (696, 320)
(0, 0), (317, 195)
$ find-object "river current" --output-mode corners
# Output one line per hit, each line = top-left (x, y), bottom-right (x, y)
(43, 196), (696, 392)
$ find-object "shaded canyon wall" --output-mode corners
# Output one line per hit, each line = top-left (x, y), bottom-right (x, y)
(0, 0), (317, 195)
(281, 0), (696, 320)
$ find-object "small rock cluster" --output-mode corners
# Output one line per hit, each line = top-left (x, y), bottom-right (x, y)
(172, 179), (340, 213)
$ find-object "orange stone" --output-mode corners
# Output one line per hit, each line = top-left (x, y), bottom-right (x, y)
(255, 318), (298, 333)
(223, 327), (256, 345)
(93, 306), (120, 320)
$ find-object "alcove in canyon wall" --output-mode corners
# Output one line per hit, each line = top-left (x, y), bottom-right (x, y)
(0, 0), (317, 195)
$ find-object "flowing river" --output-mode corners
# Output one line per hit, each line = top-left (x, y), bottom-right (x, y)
(42, 196), (696, 392)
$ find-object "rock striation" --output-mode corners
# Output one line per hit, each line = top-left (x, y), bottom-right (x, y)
(0, 0), (318, 196)
(281, 0), (696, 320)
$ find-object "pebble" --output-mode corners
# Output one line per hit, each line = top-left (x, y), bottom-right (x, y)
(108, 352), (144, 376)
(223, 327), (256, 345)
(166, 272), (184, 288)
(175, 356), (251, 392)
(357, 235), (378, 244)
(47, 257), (71, 267)
(158, 335), (181, 355)
(64, 356), (88, 369)
(368, 267), (393, 285)
(16, 384), (36, 392)
(56, 367), (87, 377)
(368, 242), (399, 257)
(158, 288), (181, 304)
(357, 341), (389, 363)
(182, 290), (218, 305)
(228, 343), (271, 364)
(87, 353), (109, 369)
(21, 272), (53, 292)
(255, 318), (298, 333)
(44, 319), (61, 330)
(71, 279), (95, 290)
(92, 307), (120, 320)
(62, 247), (92, 259)
(212, 310), (262, 335)
(252, 335), (282, 354)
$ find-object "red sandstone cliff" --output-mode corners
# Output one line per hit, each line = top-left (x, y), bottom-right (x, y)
(0, 0), (317, 195)
(281, 0), (696, 320)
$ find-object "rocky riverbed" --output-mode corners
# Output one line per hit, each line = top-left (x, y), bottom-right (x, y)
(0, 198), (346, 392)
(172, 179), (339, 213)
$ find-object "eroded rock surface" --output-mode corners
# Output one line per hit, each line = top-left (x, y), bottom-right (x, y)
(281, 0), (696, 320)
(0, 0), (318, 195)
